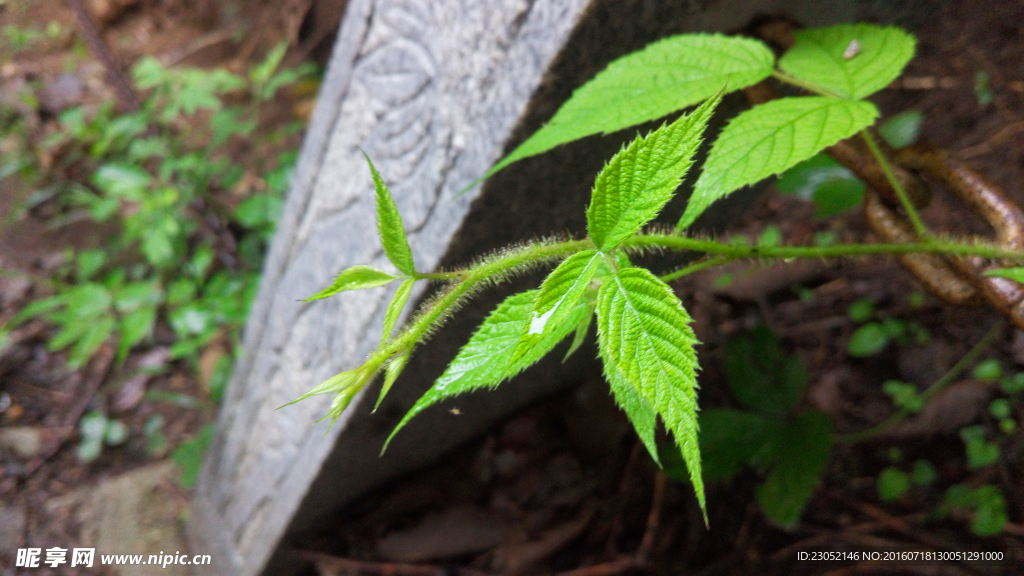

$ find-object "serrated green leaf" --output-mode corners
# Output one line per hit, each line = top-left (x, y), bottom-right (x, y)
(679, 97), (878, 230)
(608, 366), (660, 464)
(304, 265), (398, 301)
(386, 289), (585, 450)
(779, 23), (915, 100)
(512, 251), (602, 366)
(382, 279), (414, 346)
(488, 34), (774, 178)
(984, 267), (1024, 283)
(755, 411), (832, 528)
(366, 154), (415, 276)
(375, 349), (409, 411)
(587, 96), (719, 250)
(596, 267), (704, 518)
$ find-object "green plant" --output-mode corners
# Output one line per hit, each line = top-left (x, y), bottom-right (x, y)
(0, 44), (311, 371)
(939, 484), (1007, 536)
(661, 326), (831, 528)
(76, 409), (129, 462)
(287, 23), (1024, 522)
(171, 422), (216, 488)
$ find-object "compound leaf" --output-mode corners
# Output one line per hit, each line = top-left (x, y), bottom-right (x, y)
(587, 96), (719, 250)
(679, 96), (878, 230)
(386, 289), (585, 450)
(365, 154), (416, 276)
(596, 267), (704, 518)
(779, 23), (916, 100)
(382, 279), (414, 346)
(755, 411), (833, 528)
(512, 251), (602, 366)
(488, 34), (774, 178)
(303, 266), (397, 302)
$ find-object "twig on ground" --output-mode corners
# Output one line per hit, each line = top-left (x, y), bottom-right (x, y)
(63, 0), (138, 112)
(20, 342), (115, 477)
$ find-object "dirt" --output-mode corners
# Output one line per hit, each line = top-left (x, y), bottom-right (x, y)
(2, 1), (1023, 576)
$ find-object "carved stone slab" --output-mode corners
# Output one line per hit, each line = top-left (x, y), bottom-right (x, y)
(187, 1), (940, 575)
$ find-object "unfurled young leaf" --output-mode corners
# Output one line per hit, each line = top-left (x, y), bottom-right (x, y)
(487, 34), (774, 178)
(382, 279), (414, 346)
(375, 349), (409, 411)
(366, 154), (415, 276)
(678, 97), (878, 230)
(779, 23), (916, 100)
(596, 267), (704, 518)
(281, 360), (379, 426)
(512, 250), (602, 365)
(386, 289), (586, 450)
(303, 266), (397, 302)
(984, 267), (1024, 284)
(587, 96), (719, 251)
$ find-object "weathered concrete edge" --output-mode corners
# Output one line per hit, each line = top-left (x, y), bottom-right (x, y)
(185, 0), (374, 573)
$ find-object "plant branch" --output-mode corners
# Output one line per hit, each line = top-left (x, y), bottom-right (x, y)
(860, 129), (931, 240)
(659, 255), (735, 284)
(627, 234), (1024, 262)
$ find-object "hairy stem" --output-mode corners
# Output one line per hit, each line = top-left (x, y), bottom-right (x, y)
(627, 234), (1024, 262)
(659, 255), (736, 284)
(860, 129), (931, 240)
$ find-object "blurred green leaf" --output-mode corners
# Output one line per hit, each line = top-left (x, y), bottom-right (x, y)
(724, 325), (807, 415)
(878, 110), (922, 149)
(755, 411), (832, 528)
(877, 466), (910, 501)
(172, 423), (216, 488)
(774, 153), (865, 217)
(847, 322), (889, 356)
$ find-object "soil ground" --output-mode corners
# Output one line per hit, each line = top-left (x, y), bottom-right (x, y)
(1, 1), (1023, 576)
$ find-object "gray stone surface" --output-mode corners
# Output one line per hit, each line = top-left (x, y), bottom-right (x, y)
(187, 1), (942, 575)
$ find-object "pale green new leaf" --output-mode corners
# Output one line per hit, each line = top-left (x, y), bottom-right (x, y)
(678, 97), (878, 230)
(303, 266), (397, 302)
(512, 250), (602, 366)
(984, 267), (1024, 284)
(382, 279), (414, 346)
(779, 23), (916, 100)
(375, 349), (409, 411)
(487, 34), (774, 178)
(386, 289), (586, 450)
(587, 96), (719, 251)
(596, 267), (704, 517)
(366, 154), (415, 276)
